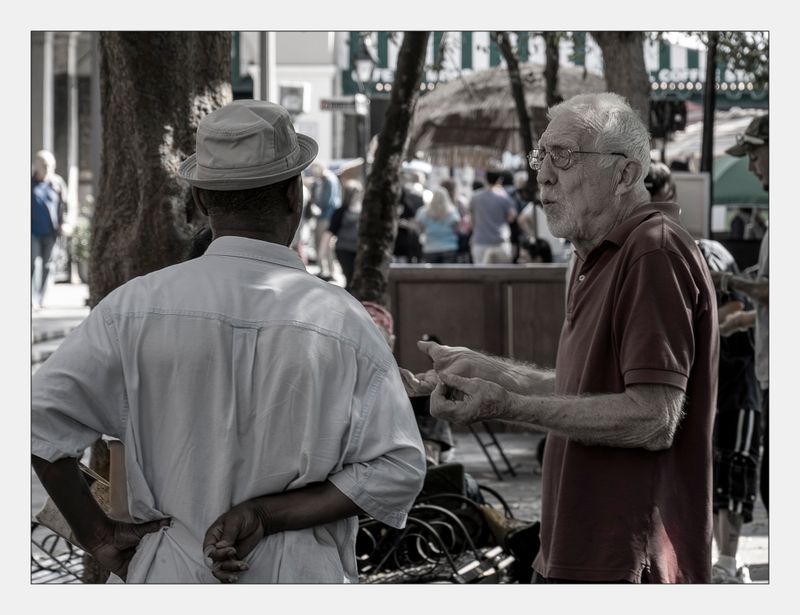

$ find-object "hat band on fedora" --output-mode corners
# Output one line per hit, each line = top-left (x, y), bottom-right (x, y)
(196, 147), (304, 181)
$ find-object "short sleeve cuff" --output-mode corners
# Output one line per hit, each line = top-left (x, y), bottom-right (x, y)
(328, 470), (409, 530)
(31, 437), (85, 462)
(623, 368), (688, 391)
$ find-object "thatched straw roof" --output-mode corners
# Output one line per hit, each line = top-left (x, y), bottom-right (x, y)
(409, 63), (607, 167)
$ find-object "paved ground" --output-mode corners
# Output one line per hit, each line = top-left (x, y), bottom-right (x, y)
(31, 276), (769, 583)
(449, 428), (769, 583)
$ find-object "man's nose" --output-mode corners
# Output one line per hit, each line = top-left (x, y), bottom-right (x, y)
(536, 157), (557, 185)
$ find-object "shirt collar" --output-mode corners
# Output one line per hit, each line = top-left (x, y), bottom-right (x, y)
(602, 201), (681, 247)
(574, 201), (681, 270)
(204, 236), (307, 271)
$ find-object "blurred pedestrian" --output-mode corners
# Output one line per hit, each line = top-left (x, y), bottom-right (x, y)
(415, 187), (460, 263)
(710, 114), (769, 514)
(32, 100), (425, 584)
(505, 171), (527, 263)
(440, 178), (472, 263)
(468, 169), (516, 264)
(31, 149), (68, 310)
(289, 182), (312, 266)
(646, 162), (761, 583)
(310, 162), (341, 280)
(643, 160), (676, 202)
(699, 239), (761, 584)
(394, 170), (427, 263)
(329, 179), (363, 291)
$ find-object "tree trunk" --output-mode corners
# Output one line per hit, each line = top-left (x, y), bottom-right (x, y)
(82, 31), (231, 584)
(589, 32), (651, 122)
(543, 32), (561, 108)
(90, 32), (232, 307)
(492, 32), (538, 203)
(349, 32), (430, 306)
(701, 32), (719, 239)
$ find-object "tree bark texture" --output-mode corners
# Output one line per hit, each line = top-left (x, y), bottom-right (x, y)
(492, 32), (538, 202)
(590, 32), (651, 122)
(90, 32), (232, 308)
(82, 31), (231, 584)
(350, 32), (430, 306)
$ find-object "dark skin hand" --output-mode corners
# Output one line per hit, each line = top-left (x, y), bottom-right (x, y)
(82, 517), (172, 580)
(32, 454), (170, 580)
(203, 480), (363, 583)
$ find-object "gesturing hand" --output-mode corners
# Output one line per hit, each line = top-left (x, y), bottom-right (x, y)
(429, 372), (510, 426)
(203, 501), (266, 583)
(399, 367), (439, 397)
(418, 340), (529, 394)
(83, 517), (171, 581)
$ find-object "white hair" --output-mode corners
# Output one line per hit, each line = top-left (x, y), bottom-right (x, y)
(548, 92), (651, 181)
(33, 149), (56, 175)
(426, 186), (456, 221)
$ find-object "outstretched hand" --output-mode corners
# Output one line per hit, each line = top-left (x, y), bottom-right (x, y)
(417, 340), (529, 394)
(417, 340), (484, 378)
(399, 367), (439, 397)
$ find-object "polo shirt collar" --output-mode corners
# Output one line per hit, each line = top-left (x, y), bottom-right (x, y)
(575, 201), (681, 270)
(603, 202), (681, 247)
(205, 235), (307, 271)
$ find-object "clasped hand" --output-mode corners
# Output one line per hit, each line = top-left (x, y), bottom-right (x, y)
(202, 500), (266, 583)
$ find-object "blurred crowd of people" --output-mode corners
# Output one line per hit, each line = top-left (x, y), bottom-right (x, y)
(294, 160), (571, 292)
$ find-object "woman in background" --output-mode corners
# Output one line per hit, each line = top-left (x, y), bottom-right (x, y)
(414, 187), (460, 264)
(329, 179), (363, 292)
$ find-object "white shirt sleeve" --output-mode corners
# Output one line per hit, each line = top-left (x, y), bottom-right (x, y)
(328, 359), (426, 529)
(32, 303), (127, 462)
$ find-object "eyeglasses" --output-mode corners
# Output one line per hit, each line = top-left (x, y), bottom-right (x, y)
(527, 147), (628, 171)
(735, 134), (767, 147)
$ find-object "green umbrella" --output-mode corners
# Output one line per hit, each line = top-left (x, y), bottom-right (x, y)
(712, 154), (768, 205)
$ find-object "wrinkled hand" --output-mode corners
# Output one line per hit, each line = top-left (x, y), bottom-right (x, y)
(399, 367), (439, 397)
(430, 372), (510, 426)
(203, 501), (266, 583)
(417, 340), (525, 393)
(83, 517), (170, 581)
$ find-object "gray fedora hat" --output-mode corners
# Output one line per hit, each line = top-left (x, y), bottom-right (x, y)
(178, 100), (318, 190)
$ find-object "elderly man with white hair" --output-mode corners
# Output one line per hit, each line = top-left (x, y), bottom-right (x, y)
(420, 93), (719, 583)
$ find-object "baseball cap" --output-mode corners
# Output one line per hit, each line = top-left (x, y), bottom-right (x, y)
(725, 114), (769, 157)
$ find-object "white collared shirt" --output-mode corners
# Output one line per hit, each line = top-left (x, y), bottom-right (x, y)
(32, 236), (426, 583)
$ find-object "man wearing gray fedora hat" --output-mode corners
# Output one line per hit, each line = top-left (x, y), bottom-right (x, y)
(32, 100), (426, 583)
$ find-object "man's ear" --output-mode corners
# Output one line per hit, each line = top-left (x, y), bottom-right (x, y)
(192, 187), (208, 217)
(286, 175), (303, 214)
(614, 159), (643, 196)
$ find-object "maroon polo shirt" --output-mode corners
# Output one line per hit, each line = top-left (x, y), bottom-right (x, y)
(532, 202), (719, 583)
